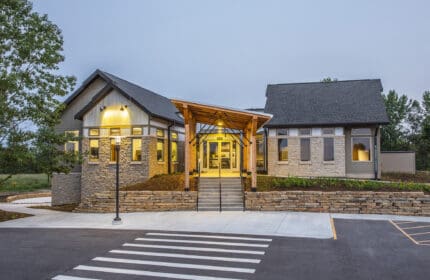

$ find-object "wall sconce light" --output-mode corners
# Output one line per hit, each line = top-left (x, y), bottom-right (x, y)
(120, 104), (128, 111)
(99, 105), (106, 112)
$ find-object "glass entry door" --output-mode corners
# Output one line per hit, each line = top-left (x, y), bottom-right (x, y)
(201, 139), (238, 174)
(208, 142), (219, 169)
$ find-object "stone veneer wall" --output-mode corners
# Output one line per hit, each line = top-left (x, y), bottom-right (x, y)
(245, 191), (430, 216)
(267, 136), (346, 177)
(80, 137), (149, 208)
(51, 172), (81, 205)
(76, 191), (197, 212)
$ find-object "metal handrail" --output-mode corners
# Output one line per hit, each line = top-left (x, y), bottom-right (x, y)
(196, 161), (200, 212)
(219, 164), (222, 212)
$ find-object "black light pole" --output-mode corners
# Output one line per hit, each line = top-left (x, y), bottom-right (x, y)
(113, 136), (122, 224)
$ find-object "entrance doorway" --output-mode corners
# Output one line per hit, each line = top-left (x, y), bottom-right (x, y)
(200, 137), (240, 177)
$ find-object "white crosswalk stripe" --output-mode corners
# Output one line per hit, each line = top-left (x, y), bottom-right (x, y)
(52, 231), (273, 280)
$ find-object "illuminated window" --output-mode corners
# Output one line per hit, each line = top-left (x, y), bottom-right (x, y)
(171, 141), (178, 162)
(89, 128), (99, 136)
(110, 139), (117, 161)
(299, 128), (311, 136)
(157, 139), (164, 162)
(277, 128), (288, 136)
(257, 137), (265, 168)
(64, 130), (79, 153)
(89, 139), (99, 162)
(156, 129), (164, 138)
(110, 128), (120, 136)
(352, 137), (371, 161)
(300, 138), (311, 161)
(324, 138), (334, 161)
(132, 127), (142, 135)
(171, 131), (178, 140)
(132, 138), (142, 161)
(278, 139), (288, 161)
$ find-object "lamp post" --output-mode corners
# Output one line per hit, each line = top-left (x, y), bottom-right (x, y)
(113, 135), (122, 224)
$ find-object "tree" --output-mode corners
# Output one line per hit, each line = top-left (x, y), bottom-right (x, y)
(380, 90), (413, 151)
(32, 126), (81, 185)
(414, 91), (430, 170)
(321, 77), (338, 82)
(0, 0), (76, 185)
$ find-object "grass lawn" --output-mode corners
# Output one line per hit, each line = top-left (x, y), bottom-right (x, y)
(0, 210), (32, 222)
(245, 175), (430, 193)
(0, 174), (49, 193)
(30, 204), (78, 212)
(122, 173), (198, 191)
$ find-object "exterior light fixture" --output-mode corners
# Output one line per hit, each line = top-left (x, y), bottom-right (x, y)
(120, 104), (128, 111)
(113, 135), (122, 225)
(216, 119), (224, 126)
(100, 105), (106, 112)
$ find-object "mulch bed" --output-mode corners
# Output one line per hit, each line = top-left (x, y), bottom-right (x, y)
(122, 174), (198, 191)
(0, 210), (32, 222)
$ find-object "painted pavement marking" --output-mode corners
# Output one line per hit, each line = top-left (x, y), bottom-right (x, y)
(390, 220), (430, 246)
(135, 237), (270, 247)
(52, 231), (272, 279)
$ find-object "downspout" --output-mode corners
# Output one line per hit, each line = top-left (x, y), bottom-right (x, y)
(167, 122), (174, 174)
(264, 128), (268, 174)
(374, 126), (379, 180)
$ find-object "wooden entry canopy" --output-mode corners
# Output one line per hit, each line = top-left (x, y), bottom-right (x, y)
(171, 99), (272, 191)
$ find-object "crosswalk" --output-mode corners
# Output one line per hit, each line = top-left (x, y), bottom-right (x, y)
(52, 231), (272, 280)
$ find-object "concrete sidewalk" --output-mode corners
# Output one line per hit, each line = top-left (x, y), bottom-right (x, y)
(0, 202), (333, 239)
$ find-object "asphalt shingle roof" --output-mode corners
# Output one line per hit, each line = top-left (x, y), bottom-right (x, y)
(264, 79), (389, 127)
(66, 70), (183, 124)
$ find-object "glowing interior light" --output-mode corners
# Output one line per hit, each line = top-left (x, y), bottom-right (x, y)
(101, 105), (131, 126)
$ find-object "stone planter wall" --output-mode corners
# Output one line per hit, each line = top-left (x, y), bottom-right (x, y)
(245, 191), (430, 216)
(76, 191), (197, 212)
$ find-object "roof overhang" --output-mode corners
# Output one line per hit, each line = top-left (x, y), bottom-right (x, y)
(171, 99), (272, 130)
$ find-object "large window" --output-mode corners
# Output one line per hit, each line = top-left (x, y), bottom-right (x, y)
(89, 139), (99, 162)
(300, 138), (311, 161)
(132, 127), (142, 136)
(323, 138), (334, 161)
(352, 137), (371, 161)
(89, 128), (99, 136)
(171, 141), (178, 162)
(299, 128), (311, 136)
(277, 128), (289, 136)
(110, 128), (120, 136)
(157, 139), (164, 162)
(64, 130), (79, 153)
(256, 136), (265, 168)
(132, 138), (142, 161)
(278, 139), (288, 161)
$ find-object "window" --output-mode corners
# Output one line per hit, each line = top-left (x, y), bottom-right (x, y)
(352, 137), (371, 161)
(132, 127), (142, 135)
(299, 128), (311, 136)
(256, 137), (265, 168)
(89, 128), (99, 136)
(278, 139), (288, 161)
(324, 138), (334, 161)
(156, 129), (164, 138)
(110, 128), (120, 136)
(352, 128), (371, 136)
(64, 130), (79, 153)
(171, 131), (178, 140)
(300, 138), (311, 161)
(89, 139), (99, 162)
(132, 138), (142, 161)
(110, 139), (117, 162)
(157, 139), (164, 162)
(277, 128), (288, 136)
(171, 141), (178, 162)
(322, 128), (335, 135)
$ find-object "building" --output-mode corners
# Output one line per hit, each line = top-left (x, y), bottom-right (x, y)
(52, 70), (389, 208)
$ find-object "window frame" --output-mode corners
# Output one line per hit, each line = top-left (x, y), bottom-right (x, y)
(132, 127), (143, 136)
(323, 137), (335, 162)
(352, 136), (372, 162)
(64, 130), (79, 154)
(276, 128), (289, 136)
(277, 138), (289, 162)
(171, 141), (178, 163)
(157, 139), (164, 162)
(131, 138), (142, 162)
(109, 138), (117, 162)
(299, 128), (312, 136)
(89, 128), (100, 137)
(89, 139), (100, 162)
(300, 138), (311, 162)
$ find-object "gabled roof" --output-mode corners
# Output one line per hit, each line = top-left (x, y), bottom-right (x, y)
(65, 69), (183, 124)
(264, 79), (389, 127)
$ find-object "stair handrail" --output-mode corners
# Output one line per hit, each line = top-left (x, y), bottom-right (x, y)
(196, 160), (200, 211)
(219, 164), (222, 212)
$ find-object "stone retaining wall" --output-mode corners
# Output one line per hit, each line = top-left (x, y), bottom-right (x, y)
(52, 173), (81, 206)
(245, 191), (430, 216)
(76, 191), (197, 212)
(5, 191), (52, 203)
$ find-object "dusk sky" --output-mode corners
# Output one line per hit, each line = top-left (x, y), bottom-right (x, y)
(33, 0), (430, 108)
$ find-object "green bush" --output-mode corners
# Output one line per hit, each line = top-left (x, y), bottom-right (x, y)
(247, 176), (430, 193)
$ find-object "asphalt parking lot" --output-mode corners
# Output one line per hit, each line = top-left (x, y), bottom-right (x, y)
(391, 220), (430, 245)
(0, 219), (429, 280)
